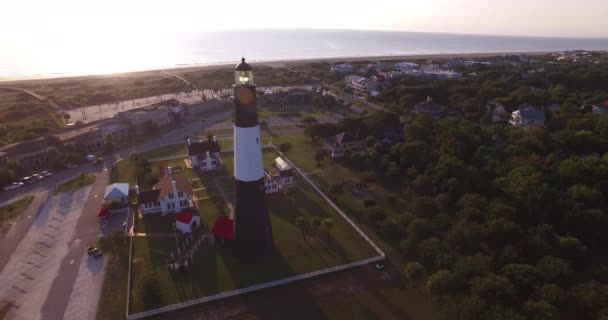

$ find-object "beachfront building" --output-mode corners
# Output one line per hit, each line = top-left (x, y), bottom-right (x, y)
(350, 76), (380, 96)
(331, 63), (354, 74)
(137, 167), (194, 215)
(394, 62), (419, 72)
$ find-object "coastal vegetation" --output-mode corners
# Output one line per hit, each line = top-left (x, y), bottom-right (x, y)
(299, 99), (608, 318)
(55, 173), (96, 193)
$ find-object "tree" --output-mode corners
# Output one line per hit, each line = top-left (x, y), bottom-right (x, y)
(470, 273), (516, 305)
(314, 150), (325, 166)
(312, 216), (322, 233)
(279, 142), (292, 153)
(104, 134), (114, 153)
(64, 142), (76, 153)
(536, 256), (572, 283)
(47, 147), (60, 168)
(427, 269), (452, 296)
(321, 218), (334, 239)
(404, 262), (426, 288)
(0, 166), (15, 186)
(285, 187), (296, 201)
(295, 216), (311, 240)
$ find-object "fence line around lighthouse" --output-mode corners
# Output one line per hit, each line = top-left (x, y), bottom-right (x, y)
(126, 145), (385, 320)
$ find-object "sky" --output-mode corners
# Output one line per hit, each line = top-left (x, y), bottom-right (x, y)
(1, 0), (607, 39)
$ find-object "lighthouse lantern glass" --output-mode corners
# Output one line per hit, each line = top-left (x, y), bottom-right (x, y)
(236, 70), (254, 86)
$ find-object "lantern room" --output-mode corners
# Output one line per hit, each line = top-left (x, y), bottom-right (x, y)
(235, 57), (254, 86)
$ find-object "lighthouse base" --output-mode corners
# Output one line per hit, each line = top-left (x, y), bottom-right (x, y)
(233, 178), (274, 259)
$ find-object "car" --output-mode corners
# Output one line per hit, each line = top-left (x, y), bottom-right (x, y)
(86, 246), (103, 259)
(65, 163), (79, 169)
(21, 176), (34, 184)
(3, 182), (24, 191)
(41, 171), (53, 177)
(33, 174), (44, 181)
(92, 157), (104, 165)
(375, 263), (385, 270)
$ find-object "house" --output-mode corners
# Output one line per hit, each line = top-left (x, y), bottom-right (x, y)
(264, 171), (280, 194)
(413, 97), (446, 118)
(394, 61), (419, 72)
(487, 103), (508, 123)
(212, 216), (234, 246)
(509, 106), (546, 128)
(322, 132), (364, 158)
(331, 63), (354, 74)
(137, 167), (194, 215)
(175, 212), (201, 234)
(350, 76), (381, 96)
(274, 157), (294, 187)
(187, 139), (221, 171)
(103, 183), (130, 204)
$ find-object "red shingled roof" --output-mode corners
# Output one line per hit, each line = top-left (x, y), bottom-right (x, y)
(175, 212), (194, 224)
(212, 216), (234, 240)
(97, 207), (108, 218)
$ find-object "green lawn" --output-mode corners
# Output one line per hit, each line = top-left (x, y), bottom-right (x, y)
(129, 149), (378, 314)
(55, 173), (96, 193)
(96, 232), (130, 320)
(141, 144), (187, 159)
(0, 196), (33, 224)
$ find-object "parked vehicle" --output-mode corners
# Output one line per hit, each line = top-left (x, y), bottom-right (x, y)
(65, 163), (79, 169)
(85, 154), (96, 162)
(21, 176), (34, 184)
(3, 182), (25, 191)
(41, 171), (53, 177)
(33, 174), (44, 181)
(86, 246), (103, 259)
(92, 157), (104, 165)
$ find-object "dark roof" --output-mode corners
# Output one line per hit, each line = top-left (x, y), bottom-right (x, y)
(138, 190), (161, 203)
(197, 153), (219, 161)
(235, 57), (252, 71)
(153, 174), (193, 199)
(279, 169), (294, 178)
(323, 132), (361, 147)
(414, 100), (445, 115)
(187, 141), (220, 156)
(518, 109), (546, 121)
(212, 216), (234, 240)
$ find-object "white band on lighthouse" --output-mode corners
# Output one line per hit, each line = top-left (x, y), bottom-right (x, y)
(234, 125), (264, 182)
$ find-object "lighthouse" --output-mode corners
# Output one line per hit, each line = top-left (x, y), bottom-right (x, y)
(233, 57), (274, 258)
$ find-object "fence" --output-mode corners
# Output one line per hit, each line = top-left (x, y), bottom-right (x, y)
(125, 145), (385, 319)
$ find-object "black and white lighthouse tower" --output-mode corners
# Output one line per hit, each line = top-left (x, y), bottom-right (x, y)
(233, 57), (274, 259)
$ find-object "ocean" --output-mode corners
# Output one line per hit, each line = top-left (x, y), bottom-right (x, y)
(2, 29), (608, 80)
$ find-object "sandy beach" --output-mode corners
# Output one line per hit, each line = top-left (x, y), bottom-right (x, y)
(0, 51), (551, 85)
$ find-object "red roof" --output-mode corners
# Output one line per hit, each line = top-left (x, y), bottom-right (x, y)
(212, 216), (234, 240)
(97, 207), (108, 218)
(175, 212), (195, 224)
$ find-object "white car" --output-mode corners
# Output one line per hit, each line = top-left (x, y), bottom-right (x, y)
(41, 171), (53, 177)
(2, 182), (23, 191)
(66, 163), (79, 169)
(33, 174), (44, 181)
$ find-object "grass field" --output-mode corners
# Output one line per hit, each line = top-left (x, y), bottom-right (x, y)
(128, 149), (379, 314)
(0, 196), (34, 236)
(55, 173), (96, 194)
(96, 232), (130, 320)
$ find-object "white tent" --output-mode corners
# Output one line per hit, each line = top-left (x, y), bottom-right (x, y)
(103, 183), (130, 203)
(176, 212), (201, 234)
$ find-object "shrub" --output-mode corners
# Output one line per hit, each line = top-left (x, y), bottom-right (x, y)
(363, 199), (377, 207)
